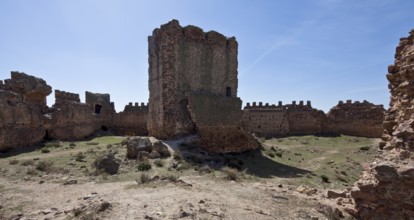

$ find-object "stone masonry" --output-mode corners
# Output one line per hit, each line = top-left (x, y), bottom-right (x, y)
(148, 19), (238, 139)
(148, 19), (258, 152)
(0, 71), (148, 151)
(350, 30), (414, 219)
(242, 100), (384, 137)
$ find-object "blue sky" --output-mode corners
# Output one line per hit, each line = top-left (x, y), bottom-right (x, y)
(1, 0), (413, 112)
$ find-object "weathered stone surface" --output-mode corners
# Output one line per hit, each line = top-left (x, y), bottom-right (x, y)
(148, 19), (238, 139)
(123, 137), (170, 159)
(188, 93), (259, 153)
(242, 100), (384, 138)
(326, 100), (385, 138)
(242, 101), (325, 137)
(351, 29), (414, 220)
(0, 72), (149, 150)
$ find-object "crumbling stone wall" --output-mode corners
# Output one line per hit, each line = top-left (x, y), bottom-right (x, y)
(351, 30), (414, 219)
(0, 72), (50, 150)
(326, 100), (385, 138)
(148, 19), (238, 139)
(242, 100), (383, 137)
(112, 102), (148, 136)
(187, 94), (259, 152)
(0, 72), (149, 150)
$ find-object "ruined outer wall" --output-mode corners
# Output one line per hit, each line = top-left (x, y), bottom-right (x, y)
(287, 101), (325, 135)
(242, 101), (325, 136)
(55, 90), (80, 104)
(326, 100), (385, 138)
(242, 102), (289, 137)
(148, 20), (238, 139)
(351, 30), (414, 219)
(0, 73), (49, 150)
(188, 94), (259, 153)
(112, 102), (148, 136)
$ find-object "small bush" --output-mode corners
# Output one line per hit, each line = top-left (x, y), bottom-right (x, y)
(137, 173), (151, 184)
(321, 175), (330, 183)
(26, 168), (38, 176)
(44, 141), (62, 148)
(276, 152), (283, 158)
(36, 161), (54, 173)
(137, 161), (152, 171)
(86, 142), (99, 146)
(69, 143), (76, 147)
(267, 152), (275, 158)
(41, 148), (51, 153)
(154, 159), (164, 167)
(75, 152), (86, 162)
(222, 167), (243, 181)
(21, 160), (34, 166)
(359, 146), (370, 151)
(9, 159), (19, 165)
(165, 174), (179, 182)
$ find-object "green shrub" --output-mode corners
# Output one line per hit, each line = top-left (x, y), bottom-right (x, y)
(154, 159), (164, 167)
(75, 152), (86, 162)
(321, 175), (330, 183)
(276, 152), (283, 158)
(36, 161), (54, 172)
(9, 159), (19, 165)
(137, 161), (152, 171)
(41, 148), (51, 153)
(44, 141), (62, 148)
(86, 142), (99, 145)
(267, 152), (275, 158)
(359, 146), (370, 151)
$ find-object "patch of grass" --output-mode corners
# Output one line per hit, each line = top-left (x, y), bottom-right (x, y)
(137, 161), (152, 171)
(41, 148), (51, 153)
(86, 142), (99, 146)
(9, 159), (19, 165)
(321, 175), (330, 183)
(359, 146), (370, 151)
(154, 159), (164, 167)
(21, 160), (34, 166)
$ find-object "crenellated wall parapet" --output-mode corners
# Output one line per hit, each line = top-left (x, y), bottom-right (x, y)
(123, 102), (148, 112)
(55, 90), (80, 104)
(244, 100), (313, 110)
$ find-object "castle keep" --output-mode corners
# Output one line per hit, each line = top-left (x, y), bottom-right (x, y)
(147, 20), (258, 152)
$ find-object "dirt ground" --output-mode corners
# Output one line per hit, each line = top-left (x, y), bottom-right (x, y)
(0, 135), (378, 219)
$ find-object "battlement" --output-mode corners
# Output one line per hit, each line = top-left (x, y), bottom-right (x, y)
(55, 90), (80, 103)
(0, 80), (4, 90)
(244, 100), (313, 110)
(336, 100), (384, 109)
(123, 102), (148, 112)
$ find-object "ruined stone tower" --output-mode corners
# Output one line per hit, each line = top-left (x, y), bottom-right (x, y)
(148, 19), (238, 138)
(148, 20), (258, 152)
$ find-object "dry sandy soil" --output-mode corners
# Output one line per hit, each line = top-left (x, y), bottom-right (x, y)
(0, 135), (378, 220)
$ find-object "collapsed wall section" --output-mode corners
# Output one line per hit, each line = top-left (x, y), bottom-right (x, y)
(148, 19), (238, 139)
(351, 30), (414, 219)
